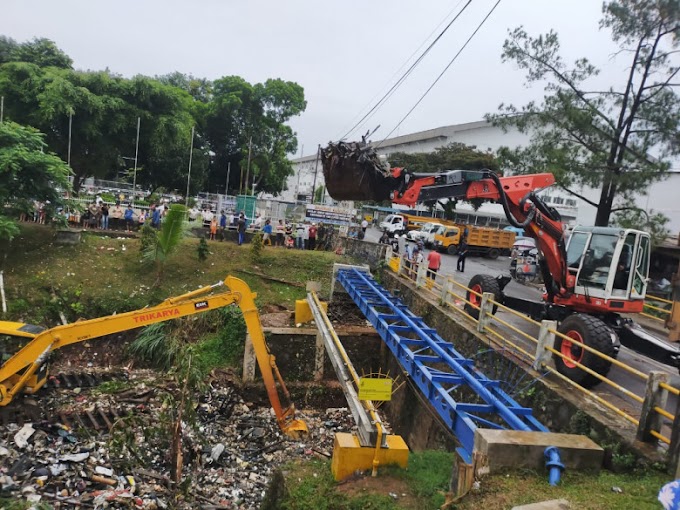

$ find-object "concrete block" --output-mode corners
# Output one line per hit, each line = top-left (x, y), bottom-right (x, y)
(331, 263), (370, 300)
(511, 499), (571, 510)
(474, 429), (603, 473)
(56, 229), (82, 244)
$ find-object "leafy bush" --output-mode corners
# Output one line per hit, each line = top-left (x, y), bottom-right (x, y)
(197, 237), (209, 261)
(251, 231), (263, 261)
(140, 224), (157, 253)
(128, 323), (180, 370)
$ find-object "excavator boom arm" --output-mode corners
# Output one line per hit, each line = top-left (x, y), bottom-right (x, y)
(0, 276), (307, 437)
(391, 169), (570, 297)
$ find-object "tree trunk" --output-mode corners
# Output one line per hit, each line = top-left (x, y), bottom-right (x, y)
(594, 173), (617, 226)
(72, 174), (83, 193)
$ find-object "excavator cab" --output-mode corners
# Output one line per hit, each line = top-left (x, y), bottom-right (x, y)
(565, 226), (650, 303)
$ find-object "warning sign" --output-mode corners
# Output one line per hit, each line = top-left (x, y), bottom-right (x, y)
(358, 377), (392, 401)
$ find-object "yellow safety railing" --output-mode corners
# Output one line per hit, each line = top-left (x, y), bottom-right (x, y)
(642, 295), (672, 325)
(384, 253), (678, 446)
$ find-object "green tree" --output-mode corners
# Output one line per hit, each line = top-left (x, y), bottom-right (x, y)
(487, 0), (680, 226)
(390, 142), (500, 173)
(613, 199), (670, 247)
(0, 121), (72, 241)
(7, 37), (73, 68)
(206, 77), (306, 195)
(0, 36), (18, 64)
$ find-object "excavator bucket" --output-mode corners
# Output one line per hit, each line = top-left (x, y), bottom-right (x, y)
(282, 418), (309, 439)
(321, 141), (395, 201)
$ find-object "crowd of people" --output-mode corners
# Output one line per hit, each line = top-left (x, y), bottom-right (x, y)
(77, 201), (166, 231)
(194, 207), (337, 251)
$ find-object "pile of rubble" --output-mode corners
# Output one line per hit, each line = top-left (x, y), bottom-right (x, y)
(0, 372), (357, 509)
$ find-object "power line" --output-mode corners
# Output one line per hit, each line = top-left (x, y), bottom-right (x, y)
(376, 0), (504, 147)
(335, 0), (468, 141)
(339, 0), (473, 142)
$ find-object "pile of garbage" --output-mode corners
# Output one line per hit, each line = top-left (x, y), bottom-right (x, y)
(321, 141), (396, 201)
(0, 373), (358, 509)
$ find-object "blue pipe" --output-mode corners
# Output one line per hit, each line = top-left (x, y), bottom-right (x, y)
(350, 269), (533, 432)
(544, 446), (564, 486)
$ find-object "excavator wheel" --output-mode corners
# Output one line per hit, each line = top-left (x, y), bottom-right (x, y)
(554, 314), (617, 389)
(464, 274), (501, 320)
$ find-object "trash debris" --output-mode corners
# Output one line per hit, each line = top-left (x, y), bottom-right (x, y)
(0, 369), (361, 509)
(14, 423), (35, 448)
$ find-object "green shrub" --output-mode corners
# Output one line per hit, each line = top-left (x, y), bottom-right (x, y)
(128, 323), (180, 370)
(197, 237), (209, 261)
(251, 231), (264, 261)
(140, 224), (157, 253)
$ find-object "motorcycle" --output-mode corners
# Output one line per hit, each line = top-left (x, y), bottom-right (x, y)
(510, 248), (539, 284)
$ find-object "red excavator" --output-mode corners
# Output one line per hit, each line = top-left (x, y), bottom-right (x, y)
(322, 141), (680, 388)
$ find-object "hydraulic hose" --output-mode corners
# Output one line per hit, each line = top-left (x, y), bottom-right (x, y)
(488, 172), (537, 228)
(544, 446), (564, 486)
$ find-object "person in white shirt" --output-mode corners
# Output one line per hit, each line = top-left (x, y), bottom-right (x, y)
(361, 219), (369, 233)
(201, 208), (213, 227)
(254, 213), (263, 229)
(295, 223), (305, 249)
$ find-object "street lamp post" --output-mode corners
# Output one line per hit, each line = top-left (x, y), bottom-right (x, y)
(185, 126), (195, 210)
(132, 117), (140, 206)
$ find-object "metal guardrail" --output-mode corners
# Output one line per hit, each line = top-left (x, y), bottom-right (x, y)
(386, 252), (679, 450)
(642, 295), (672, 324)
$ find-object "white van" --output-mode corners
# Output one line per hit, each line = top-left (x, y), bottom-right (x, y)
(379, 214), (406, 234)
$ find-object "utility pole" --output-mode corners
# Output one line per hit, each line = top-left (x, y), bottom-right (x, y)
(244, 137), (253, 196)
(225, 161), (231, 195)
(0, 96), (4, 123)
(132, 116), (140, 206)
(295, 144), (303, 203)
(185, 126), (195, 210)
(67, 113), (73, 167)
(311, 144), (320, 204)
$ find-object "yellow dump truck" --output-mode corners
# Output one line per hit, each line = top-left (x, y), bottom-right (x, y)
(433, 225), (515, 259)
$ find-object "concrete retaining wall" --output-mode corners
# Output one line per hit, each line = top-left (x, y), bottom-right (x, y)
(341, 238), (388, 271)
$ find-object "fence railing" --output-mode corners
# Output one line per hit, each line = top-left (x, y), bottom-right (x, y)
(385, 251), (679, 455)
(642, 295), (672, 325)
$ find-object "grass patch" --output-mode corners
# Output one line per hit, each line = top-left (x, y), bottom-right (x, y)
(393, 450), (454, 508)
(1, 223), (346, 327)
(277, 460), (398, 510)
(275, 455), (670, 510)
(454, 469), (669, 509)
(93, 380), (135, 394)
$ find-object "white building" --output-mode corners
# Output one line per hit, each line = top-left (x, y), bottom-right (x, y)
(286, 120), (680, 234)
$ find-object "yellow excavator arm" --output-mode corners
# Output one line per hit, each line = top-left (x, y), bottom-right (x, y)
(0, 275), (307, 438)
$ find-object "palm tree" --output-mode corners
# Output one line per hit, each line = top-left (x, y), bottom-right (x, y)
(144, 204), (187, 285)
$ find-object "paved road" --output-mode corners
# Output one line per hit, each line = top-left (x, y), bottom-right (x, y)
(364, 227), (679, 424)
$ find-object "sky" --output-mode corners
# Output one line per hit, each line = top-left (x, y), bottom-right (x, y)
(3, 0), (624, 156)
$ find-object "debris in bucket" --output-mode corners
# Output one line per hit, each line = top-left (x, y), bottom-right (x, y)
(321, 141), (397, 201)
